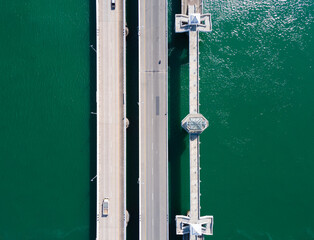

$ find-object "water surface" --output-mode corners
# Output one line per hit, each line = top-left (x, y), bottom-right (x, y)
(168, 0), (314, 239)
(0, 1), (92, 239)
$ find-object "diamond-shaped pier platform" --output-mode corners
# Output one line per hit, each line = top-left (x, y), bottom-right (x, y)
(182, 113), (208, 134)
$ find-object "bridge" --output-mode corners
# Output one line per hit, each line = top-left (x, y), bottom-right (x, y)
(138, 0), (169, 239)
(95, 0), (213, 238)
(96, 0), (127, 239)
(175, 1), (214, 239)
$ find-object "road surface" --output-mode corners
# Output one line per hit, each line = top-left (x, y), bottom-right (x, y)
(96, 0), (126, 239)
(138, 0), (168, 239)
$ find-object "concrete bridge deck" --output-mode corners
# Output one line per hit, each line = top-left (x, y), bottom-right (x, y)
(96, 0), (126, 239)
(138, 0), (169, 239)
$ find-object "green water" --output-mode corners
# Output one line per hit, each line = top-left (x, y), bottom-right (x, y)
(0, 0), (93, 239)
(168, 0), (314, 239)
(1, 0), (313, 240)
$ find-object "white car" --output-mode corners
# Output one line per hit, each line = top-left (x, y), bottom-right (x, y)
(102, 198), (109, 217)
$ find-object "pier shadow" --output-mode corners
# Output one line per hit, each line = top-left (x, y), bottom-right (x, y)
(168, 0), (189, 239)
(89, 0), (97, 239)
(126, 1), (139, 240)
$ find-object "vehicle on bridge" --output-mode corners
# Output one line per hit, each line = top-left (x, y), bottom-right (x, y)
(102, 198), (109, 217)
(111, 0), (115, 10)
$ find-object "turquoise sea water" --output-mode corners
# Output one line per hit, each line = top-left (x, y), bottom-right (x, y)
(0, 1), (92, 239)
(0, 0), (313, 240)
(168, 0), (314, 239)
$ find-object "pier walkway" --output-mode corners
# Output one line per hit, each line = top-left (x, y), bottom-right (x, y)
(175, 1), (213, 239)
(96, 0), (126, 239)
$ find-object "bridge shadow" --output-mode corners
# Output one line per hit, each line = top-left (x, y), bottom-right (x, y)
(89, 0), (97, 239)
(126, 0), (140, 240)
(168, 0), (189, 239)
